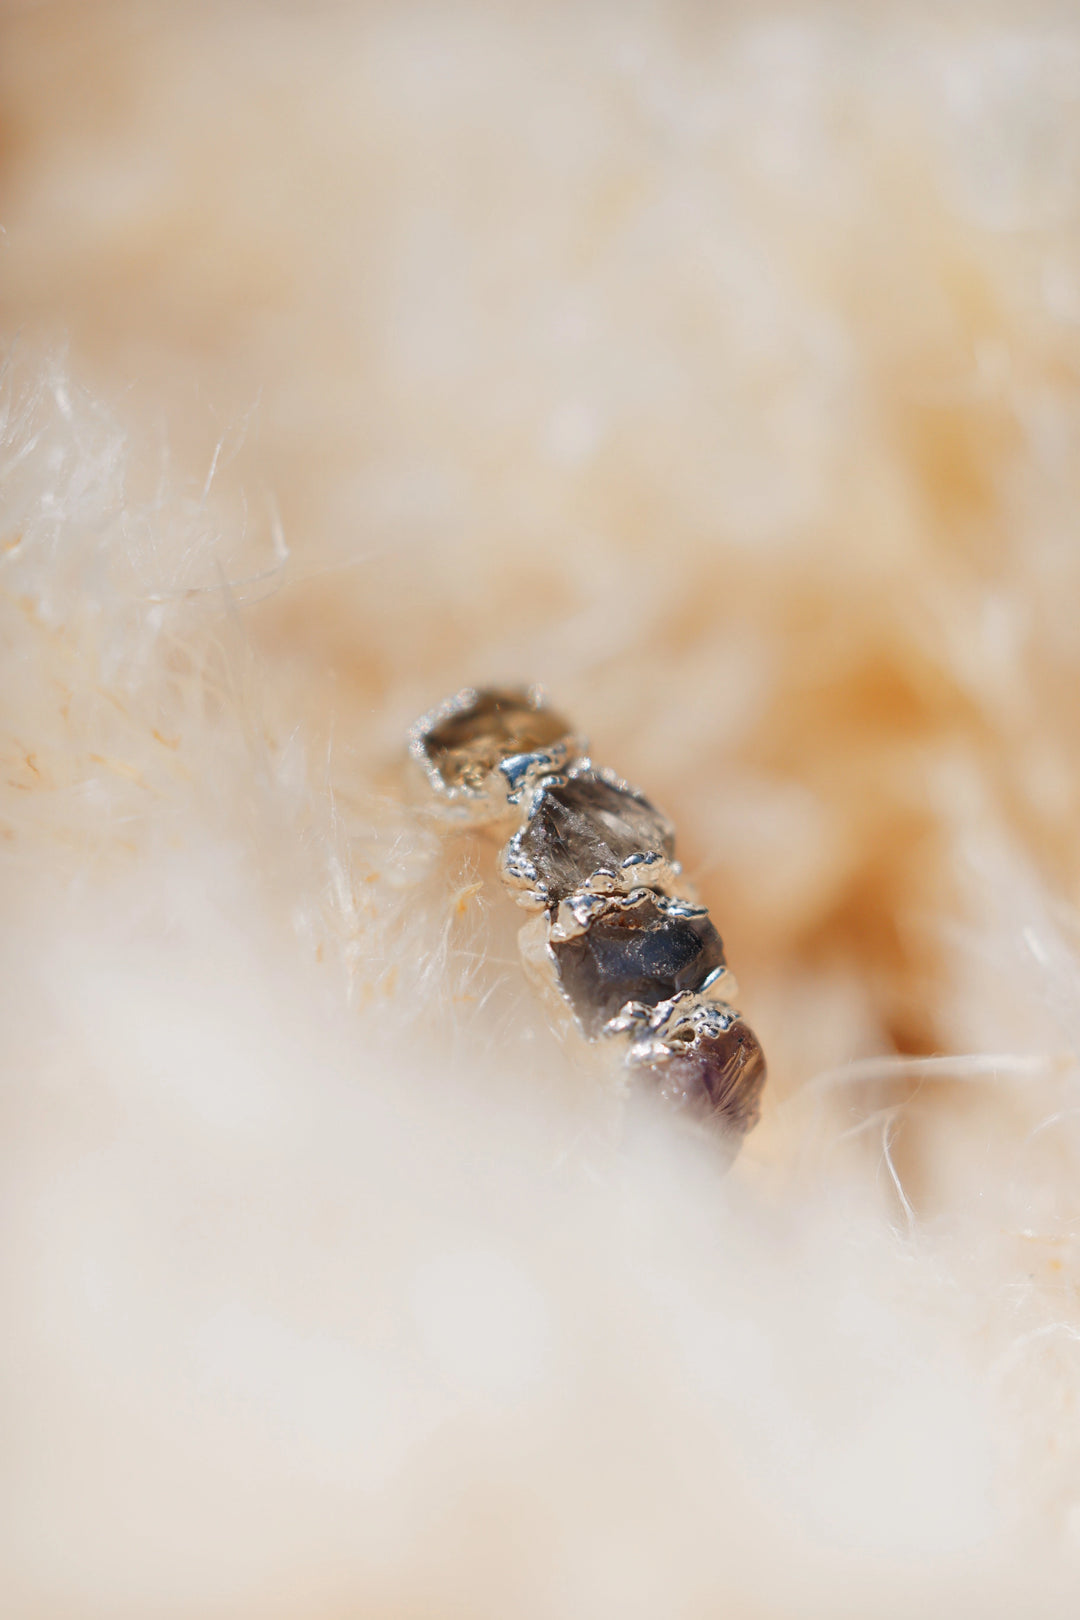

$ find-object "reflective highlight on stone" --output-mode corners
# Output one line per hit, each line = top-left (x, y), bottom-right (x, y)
(631, 1012), (766, 1136)
(549, 892), (726, 1038)
(421, 689), (572, 792)
(509, 769), (675, 903)
(409, 684), (767, 1154)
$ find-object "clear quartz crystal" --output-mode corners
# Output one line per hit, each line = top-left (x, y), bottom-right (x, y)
(511, 770), (675, 903)
(549, 892), (726, 1038)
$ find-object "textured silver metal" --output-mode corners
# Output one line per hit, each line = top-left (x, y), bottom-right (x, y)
(623, 1000), (766, 1137)
(409, 685), (766, 1146)
(501, 760), (680, 909)
(409, 684), (584, 824)
(544, 889), (728, 1039)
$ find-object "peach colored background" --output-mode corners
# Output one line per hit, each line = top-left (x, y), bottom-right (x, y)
(4, 4), (1080, 1614)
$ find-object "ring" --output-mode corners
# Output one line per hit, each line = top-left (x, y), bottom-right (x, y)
(410, 685), (766, 1148)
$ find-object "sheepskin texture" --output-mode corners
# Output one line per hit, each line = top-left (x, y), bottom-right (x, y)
(4, 2), (1080, 1614)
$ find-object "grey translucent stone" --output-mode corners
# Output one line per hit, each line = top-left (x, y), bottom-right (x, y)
(422, 690), (572, 792)
(632, 1016), (766, 1137)
(516, 772), (674, 902)
(550, 895), (725, 1038)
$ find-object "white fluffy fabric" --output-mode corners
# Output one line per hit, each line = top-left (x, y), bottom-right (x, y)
(4, 3), (1080, 1614)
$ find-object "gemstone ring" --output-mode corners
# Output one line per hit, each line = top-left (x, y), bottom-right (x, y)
(409, 686), (766, 1149)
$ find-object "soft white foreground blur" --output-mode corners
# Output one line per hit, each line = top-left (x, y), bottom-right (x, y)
(1, 352), (1078, 1620)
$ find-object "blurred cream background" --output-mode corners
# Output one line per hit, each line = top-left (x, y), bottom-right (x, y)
(4, 2), (1080, 1614)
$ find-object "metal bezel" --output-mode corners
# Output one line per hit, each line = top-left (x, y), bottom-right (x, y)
(500, 758), (681, 908)
(408, 684), (585, 824)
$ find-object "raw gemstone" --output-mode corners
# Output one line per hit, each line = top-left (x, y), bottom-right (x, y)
(421, 690), (572, 791)
(633, 1015), (766, 1136)
(550, 894), (725, 1038)
(514, 771), (674, 902)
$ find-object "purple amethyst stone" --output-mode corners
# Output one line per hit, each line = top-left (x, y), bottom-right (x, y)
(634, 1015), (766, 1137)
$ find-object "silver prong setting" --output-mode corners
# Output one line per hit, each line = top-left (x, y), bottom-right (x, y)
(410, 686), (766, 1147)
(409, 684), (585, 824)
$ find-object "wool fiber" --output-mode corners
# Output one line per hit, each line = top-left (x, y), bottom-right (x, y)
(4, 3), (1080, 1614)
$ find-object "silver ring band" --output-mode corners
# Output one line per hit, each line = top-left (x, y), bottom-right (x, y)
(410, 685), (766, 1148)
